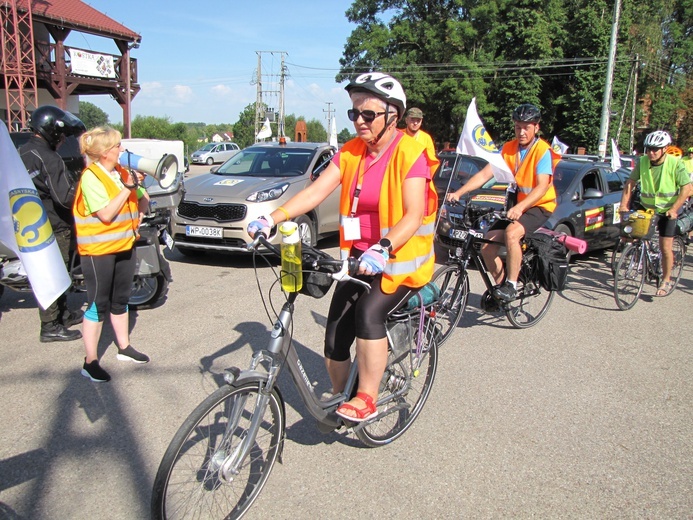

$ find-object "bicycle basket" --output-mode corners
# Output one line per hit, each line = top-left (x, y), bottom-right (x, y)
(621, 209), (657, 239)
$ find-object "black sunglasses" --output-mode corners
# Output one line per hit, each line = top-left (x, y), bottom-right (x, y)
(347, 109), (387, 123)
(644, 146), (664, 153)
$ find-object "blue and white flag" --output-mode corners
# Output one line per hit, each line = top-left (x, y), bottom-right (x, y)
(551, 135), (569, 155)
(0, 123), (71, 309)
(610, 139), (622, 170)
(456, 98), (514, 183)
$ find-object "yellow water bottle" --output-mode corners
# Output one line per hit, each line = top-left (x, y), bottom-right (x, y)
(279, 221), (303, 292)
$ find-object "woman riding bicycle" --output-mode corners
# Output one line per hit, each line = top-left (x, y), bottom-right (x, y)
(247, 72), (438, 422)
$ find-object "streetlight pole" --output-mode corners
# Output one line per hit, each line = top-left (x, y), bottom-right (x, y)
(597, 0), (622, 160)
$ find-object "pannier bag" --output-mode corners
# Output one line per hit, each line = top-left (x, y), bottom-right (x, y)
(676, 211), (693, 236)
(527, 233), (569, 292)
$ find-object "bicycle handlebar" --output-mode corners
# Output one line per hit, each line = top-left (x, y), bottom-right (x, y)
(247, 233), (371, 291)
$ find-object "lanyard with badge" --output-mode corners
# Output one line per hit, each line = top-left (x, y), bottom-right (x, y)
(342, 141), (393, 241)
(342, 140), (395, 240)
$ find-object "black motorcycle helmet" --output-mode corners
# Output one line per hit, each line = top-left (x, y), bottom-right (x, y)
(512, 103), (542, 123)
(29, 105), (87, 149)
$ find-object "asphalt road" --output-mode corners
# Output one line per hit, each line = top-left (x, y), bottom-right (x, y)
(0, 212), (691, 518)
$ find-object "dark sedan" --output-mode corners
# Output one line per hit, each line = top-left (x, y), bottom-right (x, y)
(437, 157), (630, 253)
(433, 149), (488, 201)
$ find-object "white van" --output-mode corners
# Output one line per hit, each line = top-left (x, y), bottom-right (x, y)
(191, 142), (240, 165)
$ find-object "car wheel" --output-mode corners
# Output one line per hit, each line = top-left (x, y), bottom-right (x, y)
(294, 214), (316, 247)
(206, 157), (214, 166)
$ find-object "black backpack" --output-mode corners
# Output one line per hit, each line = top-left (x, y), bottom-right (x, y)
(526, 232), (569, 291)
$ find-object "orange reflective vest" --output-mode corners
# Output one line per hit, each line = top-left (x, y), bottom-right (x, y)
(338, 135), (438, 293)
(501, 138), (558, 212)
(73, 163), (139, 256)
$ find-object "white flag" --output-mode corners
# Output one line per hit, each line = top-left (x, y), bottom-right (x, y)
(610, 139), (622, 170)
(0, 124), (71, 309)
(256, 118), (272, 140)
(456, 98), (514, 183)
(329, 116), (338, 148)
(551, 135), (569, 155)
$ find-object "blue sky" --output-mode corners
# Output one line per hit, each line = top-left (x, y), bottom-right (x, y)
(71, 1), (357, 133)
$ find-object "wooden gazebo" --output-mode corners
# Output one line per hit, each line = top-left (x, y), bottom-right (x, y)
(1, 0), (141, 136)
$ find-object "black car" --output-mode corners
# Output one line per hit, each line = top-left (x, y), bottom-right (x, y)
(437, 157), (630, 253)
(433, 149), (488, 201)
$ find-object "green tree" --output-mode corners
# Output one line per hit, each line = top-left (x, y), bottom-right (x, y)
(78, 101), (109, 128)
(232, 103), (260, 148)
(305, 118), (328, 142)
(338, 128), (354, 144)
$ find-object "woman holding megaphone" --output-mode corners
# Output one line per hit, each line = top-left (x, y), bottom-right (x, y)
(73, 126), (151, 383)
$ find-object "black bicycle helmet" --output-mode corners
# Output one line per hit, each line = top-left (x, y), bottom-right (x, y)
(30, 105), (87, 149)
(345, 72), (407, 119)
(512, 103), (542, 123)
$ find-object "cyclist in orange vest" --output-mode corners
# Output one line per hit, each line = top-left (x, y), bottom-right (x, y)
(73, 126), (151, 382)
(447, 104), (558, 303)
(248, 72), (438, 422)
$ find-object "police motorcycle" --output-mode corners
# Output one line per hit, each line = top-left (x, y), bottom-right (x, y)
(0, 143), (184, 309)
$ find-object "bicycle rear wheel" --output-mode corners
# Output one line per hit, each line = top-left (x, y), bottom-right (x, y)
(505, 255), (555, 329)
(613, 242), (645, 310)
(670, 235), (686, 289)
(356, 330), (438, 447)
(151, 383), (284, 520)
(430, 264), (468, 346)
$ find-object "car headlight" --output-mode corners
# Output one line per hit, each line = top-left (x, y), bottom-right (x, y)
(246, 183), (289, 202)
(440, 206), (448, 219)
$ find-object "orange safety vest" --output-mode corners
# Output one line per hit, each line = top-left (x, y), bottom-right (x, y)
(73, 163), (139, 256)
(338, 135), (438, 293)
(501, 138), (558, 212)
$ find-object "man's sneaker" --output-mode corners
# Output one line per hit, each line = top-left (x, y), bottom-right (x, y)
(81, 358), (111, 382)
(493, 281), (517, 302)
(40, 321), (82, 343)
(62, 309), (84, 328)
(116, 345), (150, 364)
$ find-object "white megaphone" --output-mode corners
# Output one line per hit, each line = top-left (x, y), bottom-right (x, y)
(119, 150), (178, 189)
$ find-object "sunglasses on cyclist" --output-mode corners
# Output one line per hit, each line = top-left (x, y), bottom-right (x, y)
(347, 109), (387, 123)
(644, 146), (664, 153)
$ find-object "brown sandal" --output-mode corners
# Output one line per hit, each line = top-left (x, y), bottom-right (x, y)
(335, 392), (378, 423)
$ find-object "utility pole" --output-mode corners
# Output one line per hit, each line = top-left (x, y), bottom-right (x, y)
(629, 54), (640, 154)
(323, 102), (334, 134)
(597, 0), (622, 160)
(252, 50), (287, 143)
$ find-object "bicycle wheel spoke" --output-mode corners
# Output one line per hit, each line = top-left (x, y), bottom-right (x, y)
(430, 265), (467, 346)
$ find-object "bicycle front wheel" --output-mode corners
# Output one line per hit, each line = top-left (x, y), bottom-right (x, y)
(610, 238), (628, 274)
(356, 334), (438, 447)
(430, 264), (468, 346)
(505, 256), (554, 329)
(151, 383), (285, 520)
(613, 242), (645, 310)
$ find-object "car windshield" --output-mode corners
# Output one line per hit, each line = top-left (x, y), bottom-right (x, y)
(214, 148), (314, 177)
(197, 143), (216, 152)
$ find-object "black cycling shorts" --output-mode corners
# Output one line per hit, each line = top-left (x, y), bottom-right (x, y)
(491, 206), (552, 236)
(656, 213), (678, 238)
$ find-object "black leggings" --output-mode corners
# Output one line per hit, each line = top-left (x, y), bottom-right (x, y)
(82, 249), (136, 322)
(324, 274), (415, 362)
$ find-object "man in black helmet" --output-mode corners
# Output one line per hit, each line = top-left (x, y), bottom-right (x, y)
(447, 103), (558, 305)
(19, 105), (87, 342)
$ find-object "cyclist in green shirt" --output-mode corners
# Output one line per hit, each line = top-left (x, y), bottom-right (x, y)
(620, 131), (691, 296)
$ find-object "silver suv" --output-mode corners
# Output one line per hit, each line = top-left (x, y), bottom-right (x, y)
(171, 142), (339, 254)
(191, 142), (240, 165)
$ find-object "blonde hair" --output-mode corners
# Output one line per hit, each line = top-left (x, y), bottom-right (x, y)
(79, 126), (122, 163)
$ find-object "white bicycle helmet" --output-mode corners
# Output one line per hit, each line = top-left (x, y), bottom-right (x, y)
(643, 130), (672, 148)
(345, 72), (407, 119)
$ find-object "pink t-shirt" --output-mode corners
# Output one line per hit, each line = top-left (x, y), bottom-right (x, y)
(333, 133), (431, 251)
